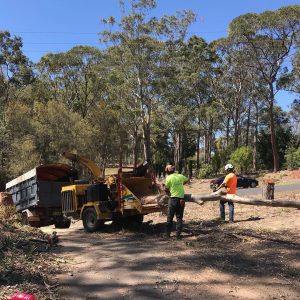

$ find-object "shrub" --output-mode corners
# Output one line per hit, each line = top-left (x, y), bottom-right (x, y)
(230, 146), (252, 173)
(197, 163), (214, 179)
(285, 147), (300, 170)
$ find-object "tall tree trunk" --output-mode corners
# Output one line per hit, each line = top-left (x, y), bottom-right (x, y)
(196, 119), (201, 171)
(143, 119), (152, 162)
(226, 117), (230, 147)
(174, 130), (182, 171)
(119, 137), (123, 167)
(234, 106), (239, 149)
(207, 120), (213, 163)
(252, 100), (258, 172)
(269, 85), (279, 172)
(245, 101), (251, 147)
(204, 131), (209, 164)
(132, 123), (139, 168)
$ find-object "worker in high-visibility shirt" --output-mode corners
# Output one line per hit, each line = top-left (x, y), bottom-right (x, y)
(164, 165), (189, 238)
(215, 163), (237, 223)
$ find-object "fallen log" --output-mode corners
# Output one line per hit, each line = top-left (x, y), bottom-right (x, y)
(184, 191), (300, 209)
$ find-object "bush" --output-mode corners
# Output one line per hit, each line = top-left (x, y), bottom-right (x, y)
(197, 163), (214, 179)
(285, 147), (300, 170)
(230, 146), (252, 173)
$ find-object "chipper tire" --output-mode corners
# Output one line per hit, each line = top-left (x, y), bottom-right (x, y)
(82, 207), (104, 233)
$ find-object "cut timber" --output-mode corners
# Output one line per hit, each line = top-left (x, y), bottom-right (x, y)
(141, 191), (300, 209)
(184, 191), (300, 209)
(141, 194), (169, 206)
(262, 179), (275, 200)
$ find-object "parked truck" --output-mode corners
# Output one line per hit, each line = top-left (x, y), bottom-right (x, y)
(6, 163), (77, 228)
(61, 152), (166, 232)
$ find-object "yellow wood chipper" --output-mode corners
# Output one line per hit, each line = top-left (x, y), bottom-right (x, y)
(61, 152), (166, 232)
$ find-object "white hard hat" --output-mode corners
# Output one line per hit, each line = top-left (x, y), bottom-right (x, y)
(225, 163), (234, 171)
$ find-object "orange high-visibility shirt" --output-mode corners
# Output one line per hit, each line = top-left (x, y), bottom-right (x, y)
(223, 173), (237, 194)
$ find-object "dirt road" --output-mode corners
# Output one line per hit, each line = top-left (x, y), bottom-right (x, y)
(42, 181), (300, 300)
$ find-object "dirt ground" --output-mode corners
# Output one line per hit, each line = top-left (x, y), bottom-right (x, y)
(41, 177), (300, 300)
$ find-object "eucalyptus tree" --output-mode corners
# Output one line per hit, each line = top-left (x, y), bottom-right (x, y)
(0, 31), (33, 188)
(257, 106), (293, 169)
(178, 36), (218, 169)
(37, 46), (104, 118)
(227, 5), (300, 171)
(158, 38), (195, 171)
(100, 0), (195, 164)
(101, 44), (145, 166)
(0, 31), (33, 108)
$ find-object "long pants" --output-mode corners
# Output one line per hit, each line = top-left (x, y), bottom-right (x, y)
(220, 200), (234, 221)
(166, 197), (184, 236)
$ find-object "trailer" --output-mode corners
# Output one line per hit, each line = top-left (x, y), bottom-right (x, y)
(6, 164), (77, 228)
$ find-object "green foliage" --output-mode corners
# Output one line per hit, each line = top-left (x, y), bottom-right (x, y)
(230, 146), (252, 173)
(0, 5), (300, 183)
(212, 145), (232, 173)
(197, 163), (214, 179)
(285, 147), (300, 170)
(9, 137), (41, 177)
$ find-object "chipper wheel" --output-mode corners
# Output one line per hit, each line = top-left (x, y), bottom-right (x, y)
(82, 207), (104, 233)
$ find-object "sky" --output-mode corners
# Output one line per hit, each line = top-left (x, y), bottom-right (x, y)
(0, 0), (299, 111)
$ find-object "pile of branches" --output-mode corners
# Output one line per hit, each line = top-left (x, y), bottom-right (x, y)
(0, 206), (66, 300)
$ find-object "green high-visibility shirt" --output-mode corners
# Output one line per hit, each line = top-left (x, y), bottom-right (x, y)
(165, 172), (188, 198)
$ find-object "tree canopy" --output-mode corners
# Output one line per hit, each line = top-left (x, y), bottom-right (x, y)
(0, 1), (299, 188)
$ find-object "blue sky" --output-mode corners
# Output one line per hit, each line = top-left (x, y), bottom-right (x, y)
(1, 0), (299, 110)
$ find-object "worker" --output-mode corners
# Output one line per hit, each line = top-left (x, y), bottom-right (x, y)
(164, 164), (189, 239)
(215, 163), (237, 223)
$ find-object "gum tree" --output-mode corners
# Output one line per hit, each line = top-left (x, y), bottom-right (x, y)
(227, 5), (300, 171)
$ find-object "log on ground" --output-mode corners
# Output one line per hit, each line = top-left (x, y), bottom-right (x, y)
(184, 192), (300, 209)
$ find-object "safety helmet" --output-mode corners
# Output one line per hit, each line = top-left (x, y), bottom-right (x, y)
(225, 163), (234, 171)
(165, 164), (175, 172)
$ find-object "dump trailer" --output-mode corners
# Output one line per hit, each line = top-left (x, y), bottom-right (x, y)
(61, 152), (166, 232)
(6, 164), (77, 228)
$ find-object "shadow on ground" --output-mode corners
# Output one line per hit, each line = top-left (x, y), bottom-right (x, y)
(54, 218), (300, 299)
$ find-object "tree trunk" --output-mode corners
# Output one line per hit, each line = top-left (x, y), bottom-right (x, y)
(207, 120), (213, 163)
(226, 117), (230, 147)
(204, 131), (208, 163)
(262, 180), (274, 200)
(196, 123), (201, 171)
(142, 118), (152, 162)
(233, 103), (240, 149)
(252, 100), (259, 172)
(245, 101), (251, 147)
(155, 192), (300, 209)
(269, 85), (279, 172)
(183, 193), (300, 209)
(132, 123), (139, 168)
(174, 131), (182, 171)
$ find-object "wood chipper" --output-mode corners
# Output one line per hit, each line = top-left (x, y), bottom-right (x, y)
(61, 152), (166, 232)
